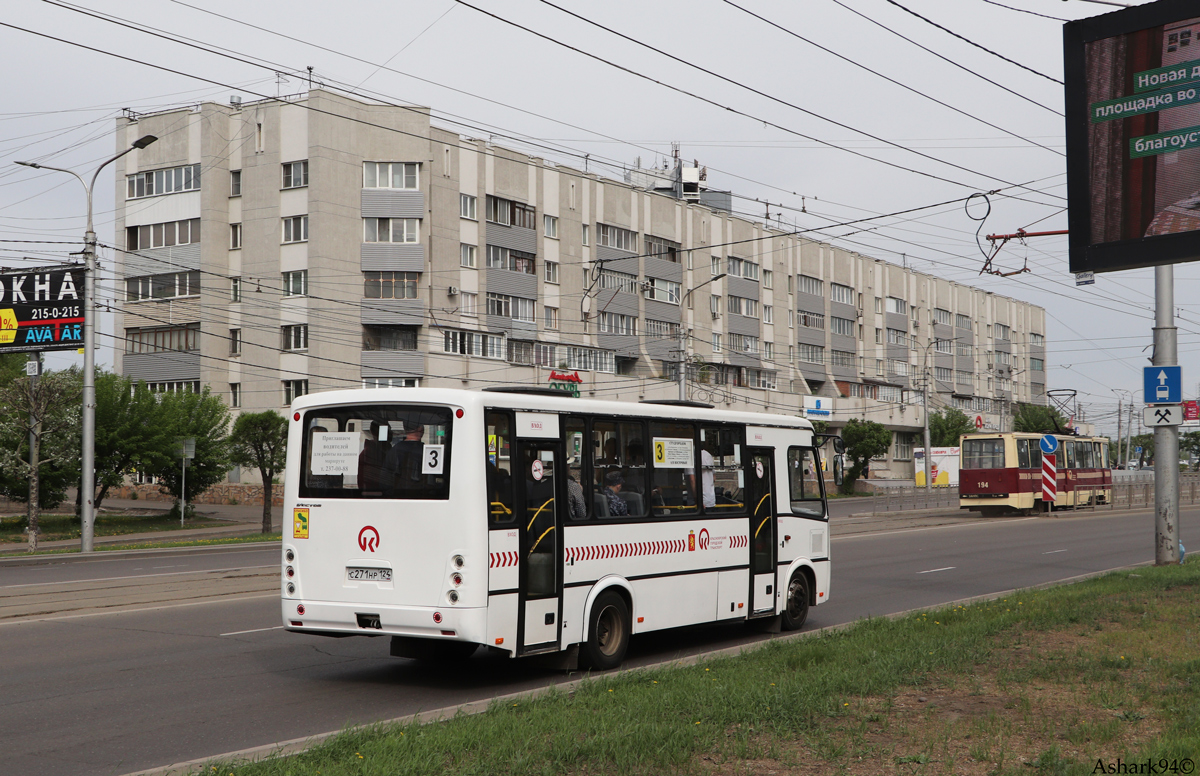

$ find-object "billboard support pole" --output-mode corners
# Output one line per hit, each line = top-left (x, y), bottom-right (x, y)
(1154, 264), (1180, 564)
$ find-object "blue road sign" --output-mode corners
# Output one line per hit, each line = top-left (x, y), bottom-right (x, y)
(1136, 446), (1143, 454)
(1144, 365), (1182, 404)
(1040, 435), (1059, 455)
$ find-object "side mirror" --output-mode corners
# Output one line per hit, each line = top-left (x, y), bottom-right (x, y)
(833, 437), (846, 455)
(833, 455), (845, 486)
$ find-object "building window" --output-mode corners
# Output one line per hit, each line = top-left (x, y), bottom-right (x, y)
(957, 370), (972, 385)
(935, 366), (953, 383)
(1031, 357), (1045, 372)
(762, 269), (773, 289)
(459, 193), (477, 219)
(363, 271), (418, 299)
(995, 323), (1011, 341)
(125, 271), (201, 302)
(712, 333), (722, 352)
(461, 291), (478, 317)
(956, 341), (972, 357)
(230, 170), (241, 197)
(544, 260), (559, 284)
(282, 160), (309, 189)
(599, 268), (638, 295)
(645, 319), (680, 339)
(283, 379), (308, 405)
(798, 310), (824, 329)
(460, 244), (477, 268)
(1031, 332), (1045, 346)
(798, 344), (824, 364)
(831, 283), (854, 305)
(230, 223), (242, 249)
(282, 324), (308, 351)
(885, 296), (907, 315)
(283, 269), (308, 297)
(935, 338), (953, 354)
(995, 350), (1011, 366)
(598, 312), (637, 336)
(486, 195), (536, 228)
(230, 277), (241, 302)
(486, 292), (535, 322)
(894, 432), (914, 460)
(887, 328), (908, 346)
(763, 342), (775, 361)
(581, 224), (589, 246)
(144, 381), (200, 395)
(230, 328), (241, 355)
(888, 359), (911, 377)
(875, 328), (883, 344)
(798, 274), (823, 296)
(363, 217), (417, 243)
(956, 313), (972, 330)
(125, 324), (200, 354)
(486, 245), (535, 274)
(597, 223), (638, 251)
(727, 296), (758, 317)
(544, 214), (558, 238)
(362, 161), (418, 189)
(282, 216), (308, 244)
(831, 350), (855, 368)
(710, 294), (721, 316)
(126, 164), (201, 199)
(544, 306), (559, 330)
(230, 383), (240, 408)
(831, 316), (855, 337)
(443, 329), (506, 359)
(644, 234), (680, 262)
(362, 325), (418, 351)
(643, 277), (681, 305)
(126, 218), (201, 250)
(934, 308), (952, 325)
(763, 305), (773, 324)
(363, 377), (419, 389)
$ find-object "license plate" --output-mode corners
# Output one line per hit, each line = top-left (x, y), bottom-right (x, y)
(346, 567), (392, 582)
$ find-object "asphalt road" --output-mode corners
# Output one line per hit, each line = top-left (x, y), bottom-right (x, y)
(0, 507), (1192, 776)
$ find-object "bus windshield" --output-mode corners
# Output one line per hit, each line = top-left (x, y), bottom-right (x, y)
(962, 438), (1005, 469)
(299, 404), (453, 499)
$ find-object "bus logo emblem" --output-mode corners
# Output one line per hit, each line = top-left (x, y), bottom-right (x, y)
(698, 528), (710, 550)
(688, 530), (695, 551)
(358, 525), (380, 552)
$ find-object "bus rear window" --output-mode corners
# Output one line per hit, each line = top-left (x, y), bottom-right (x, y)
(300, 405), (452, 499)
(962, 438), (1004, 469)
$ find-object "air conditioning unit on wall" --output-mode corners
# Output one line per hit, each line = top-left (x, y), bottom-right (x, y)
(447, 286), (459, 296)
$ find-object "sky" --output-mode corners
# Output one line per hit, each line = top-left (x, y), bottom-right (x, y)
(0, 0), (1182, 438)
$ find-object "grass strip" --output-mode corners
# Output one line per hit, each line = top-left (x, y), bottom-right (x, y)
(3, 532), (281, 556)
(206, 560), (1200, 775)
(0, 512), (224, 543)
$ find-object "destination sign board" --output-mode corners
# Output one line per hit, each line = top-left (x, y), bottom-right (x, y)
(0, 265), (88, 353)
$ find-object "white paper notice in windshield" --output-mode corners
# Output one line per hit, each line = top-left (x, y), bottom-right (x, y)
(309, 432), (360, 475)
(653, 437), (694, 468)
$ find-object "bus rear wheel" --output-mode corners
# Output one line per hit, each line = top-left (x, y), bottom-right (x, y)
(782, 572), (810, 631)
(582, 591), (630, 670)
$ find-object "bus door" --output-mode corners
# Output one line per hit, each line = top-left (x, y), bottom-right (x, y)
(516, 437), (564, 653)
(744, 447), (777, 615)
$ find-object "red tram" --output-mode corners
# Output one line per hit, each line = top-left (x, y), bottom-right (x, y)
(958, 432), (1111, 516)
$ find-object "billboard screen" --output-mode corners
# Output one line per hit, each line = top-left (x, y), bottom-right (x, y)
(0, 265), (88, 353)
(1066, 0), (1200, 273)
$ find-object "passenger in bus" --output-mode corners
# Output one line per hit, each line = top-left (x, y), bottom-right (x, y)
(384, 423), (425, 490)
(566, 473), (587, 520)
(602, 470), (630, 516)
(686, 441), (717, 509)
(357, 421), (390, 493)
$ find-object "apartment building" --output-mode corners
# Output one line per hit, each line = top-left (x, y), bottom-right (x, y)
(111, 89), (1047, 481)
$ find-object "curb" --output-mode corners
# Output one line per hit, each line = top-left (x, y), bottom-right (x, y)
(118, 559), (1157, 776)
(0, 540), (281, 567)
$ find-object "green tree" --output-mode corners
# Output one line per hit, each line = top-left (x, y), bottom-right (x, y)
(1181, 431), (1200, 471)
(1129, 433), (1154, 468)
(146, 387), (232, 510)
(229, 411), (288, 533)
(928, 407), (976, 447)
(1011, 402), (1067, 434)
(0, 353), (28, 387)
(839, 418), (892, 495)
(0, 368), (81, 550)
(91, 371), (177, 512)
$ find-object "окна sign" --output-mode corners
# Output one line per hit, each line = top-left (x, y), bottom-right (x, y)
(548, 370), (581, 397)
(0, 266), (87, 353)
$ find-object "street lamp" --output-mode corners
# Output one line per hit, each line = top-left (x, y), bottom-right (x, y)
(1111, 388), (1134, 468)
(16, 133), (157, 552)
(679, 273), (727, 401)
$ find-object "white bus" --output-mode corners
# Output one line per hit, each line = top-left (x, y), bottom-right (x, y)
(282, 387), (830, 669)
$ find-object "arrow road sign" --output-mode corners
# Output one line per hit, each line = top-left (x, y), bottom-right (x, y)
(1039, 435), (1059, 455)
(1144, 365), (1181, 404)
(1144, 405), (1183, 427)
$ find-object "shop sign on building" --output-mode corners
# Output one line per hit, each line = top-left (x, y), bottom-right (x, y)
(548, 370), (582, 398)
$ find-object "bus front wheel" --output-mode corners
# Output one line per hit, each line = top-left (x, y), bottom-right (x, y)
(782, 572), (810, 631)
(582, 591), (630, 670)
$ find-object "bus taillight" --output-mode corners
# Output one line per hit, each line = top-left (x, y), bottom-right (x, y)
(451, 572), (463, 586)
(432, 611), (442, 623)
(297, 604), (306, 615)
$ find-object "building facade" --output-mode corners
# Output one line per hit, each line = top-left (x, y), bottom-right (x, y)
(112, 89), (1048, 481)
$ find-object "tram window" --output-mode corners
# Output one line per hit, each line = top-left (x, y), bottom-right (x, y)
(565, 416), (588, 521)
(592, 419), (648, 517)
(787, 446), (826, 519)
(649, 421), (698, 517)
(1064, 441), (1076, 469)
(962, 438), (1004, 469)
(1078, 441), (1094, 469)
(1097, 442), (1107, 469)
(700, 425), (745, 514)
(1017, 439), (1031, 470)
(486, 411), (515, 524)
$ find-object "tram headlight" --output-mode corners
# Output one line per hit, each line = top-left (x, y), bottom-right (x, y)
(451, 572), (463, 587)
(452, 554), (465, 569)
(447, 590), (460, 604)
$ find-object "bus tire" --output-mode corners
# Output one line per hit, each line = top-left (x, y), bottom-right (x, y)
(582, 591), (630, 670)
(782, 572), (810, 631)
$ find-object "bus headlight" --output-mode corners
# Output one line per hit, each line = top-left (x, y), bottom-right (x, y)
(453, 554), (465, 569)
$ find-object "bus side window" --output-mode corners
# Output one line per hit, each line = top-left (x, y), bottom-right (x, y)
(1017, 439), (1031, 470)
(486, 412), (515, 524)
(564, 416), (588, 521)
(701, 425), (745, 514)
(649, 421), (698, 517)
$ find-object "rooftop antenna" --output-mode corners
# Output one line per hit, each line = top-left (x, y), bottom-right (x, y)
(275, 72), (289, 96)
(307, 66), (314, 89)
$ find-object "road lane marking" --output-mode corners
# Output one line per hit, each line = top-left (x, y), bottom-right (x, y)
(917, 566), (956, 574)
(0, 593), (279, 626)
(0, 565), (276, 589)
(1043, 549), (1068, 554)
(221, 625), (285, 637)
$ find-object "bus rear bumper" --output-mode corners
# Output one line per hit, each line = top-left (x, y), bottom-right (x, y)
(282, 599), (488, 644)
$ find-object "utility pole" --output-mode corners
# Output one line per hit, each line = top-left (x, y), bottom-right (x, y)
(1115, 397), (1123, 467)
(679, 272), (726, 402)
(1153, 264), (1180, 564)
(1126, 402), (1133, 469)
